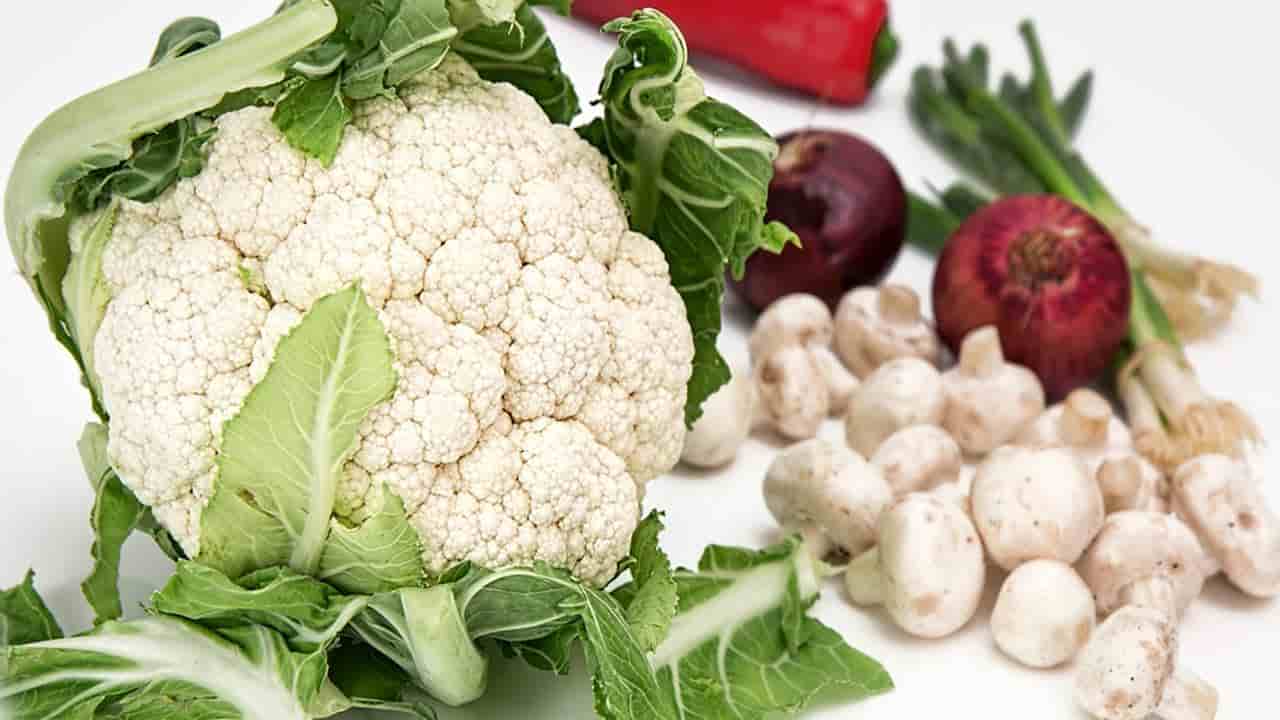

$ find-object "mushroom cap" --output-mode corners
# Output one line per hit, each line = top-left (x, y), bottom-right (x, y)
(970, 446), (1104, 571)
(680, 369), (756, 468)
(749, 293), (834, 361)
(872, 424), (962, 496)
(877, 493), (986, 638)
(1074, 605), (1176, 720)
(1171, 454), (1280, 598)
(1097, 454), (1169, 514)
(763, 439), (892, 557)
(755, 344), (830, 440)
(833, 285), (941, 378)
(942, 327), (1046, 455)
(991, 559), (1096, 668)
(810, 345), (860, 415)
(1017, 389), (1133, 471)
(1077, 511), (1216, 618)
(844, 357), (945, 457)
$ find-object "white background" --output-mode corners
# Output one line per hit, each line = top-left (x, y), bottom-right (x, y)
(1, 1), (1277, 718)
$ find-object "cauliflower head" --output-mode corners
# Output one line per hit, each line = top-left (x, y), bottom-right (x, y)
(90, 55), (694, 586)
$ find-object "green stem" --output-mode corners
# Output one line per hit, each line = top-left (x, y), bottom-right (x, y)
(1017, 20), (1068, 147)
(867, 19), (900, 92)
(963, 90), (1090, 205)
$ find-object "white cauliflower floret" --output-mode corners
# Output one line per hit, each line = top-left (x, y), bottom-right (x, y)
(91, 54), (693, 584)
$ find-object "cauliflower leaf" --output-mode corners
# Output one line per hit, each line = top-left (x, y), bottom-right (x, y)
(589, 9), (800, 425)
(454, 4), (581, 124)
(0, 618), (328, 720)
(0, 572), (63, 647)
(197, 285), (411, 590)
(77, 422), (150, 626)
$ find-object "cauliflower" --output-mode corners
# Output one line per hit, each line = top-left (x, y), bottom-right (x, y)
(90, 54), (692, 585)
(7, 1), (789, 592)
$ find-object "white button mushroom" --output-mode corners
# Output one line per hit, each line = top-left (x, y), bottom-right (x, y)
(755, 345), (831, 440)
(1074, 605), (1218, 720)
(1077, 511), (1217, 620)
(990, 559), (1096, 669)
(969, 446), (1104, 571)
(1171, 454), (1280, 598)
(763, 439), (893, 559)
(810, 345), (860, 415)
(844, 357), (945, 457)
(941, 326), (1045, 455)
(833, 284), (942, 378)
(1017, 388), (1133, 471)
(1097, 454), (1169, 514)
(843, 493), (986, 639)
(681, 370), (758, 469)
(749, 293), (833, 361)
(871, 424), (962, 497)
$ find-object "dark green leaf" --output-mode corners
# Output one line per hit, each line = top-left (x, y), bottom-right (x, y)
(272, 73), (352, 166)
(149, 17), (222, 67)
(77, 423), (148, 625)
(499, 624), (578, 674)
(905, 192), (959, 256)
(65, 119), (216, 213)
(616, 512), (676, 652)
(454, 5), (581, 124)
(327, 643), (439, 718)
(595, 9), (788, 425)
(0, 571), (63, 646)
(1059, 70), (1094, 139)
(343, 0), (457, 99)
(151, 563), (368, 652)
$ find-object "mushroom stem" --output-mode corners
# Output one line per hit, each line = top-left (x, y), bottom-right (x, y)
(878, 284), (921, 324)
(1156, 671), (1220, 720)
(1061, 389), (1113, 446)
(845, 549), (884, 606)
(957, 326), (1004, 376)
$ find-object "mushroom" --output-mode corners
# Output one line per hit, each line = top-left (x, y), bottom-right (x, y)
(844, 493), (986, 639)
(749, 293), (833, 361)
(681, 370), (758, 468)
(1074, 605), (1218, 720)
(871, 425), (962, 497)
(810, 345), (860, 415)
(941, 326), (1045, 455)
(1077, 511), (1218, 620)
(1170, 454), (1280, 598)
(1097, 454), (1169, 514)
(844, 357), (945, 457)
(969, 446), (1104, 571)
(833, 284), (942, 378)
(1017, 388), (1133, 471)
(755, 344), (831, 439)
(763, 439), (893, 559)
(990, 559), (1096, 669)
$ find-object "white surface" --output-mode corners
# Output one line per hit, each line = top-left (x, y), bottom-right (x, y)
(1, 1), (1276, 718)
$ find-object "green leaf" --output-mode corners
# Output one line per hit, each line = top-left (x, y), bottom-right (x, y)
(326, 644), (439, 718)
(454, 5), (580, 124)
(60, 206), (116, 410)
(1058, 70), (1094, 140)
(149, 17), (222, 66)
(272, 73), (352, 166)
(318, 491), (425, 594)
(151, 563), (368, 653)
(594, 9), (790, 425)
(905, 191), (960, 257)
(77, 422), (149, 626)
(651, 539), (893, 716)
(529, 0), (573, 15)
(343, 0), (458, 100)
(617, 512), (676, 652)
(0, 571), (63, 647)
(197, 284), (399, 588)
(351, 588), (489, 707)
(0, 618), (327, 720)
(498, 624), (578, 674)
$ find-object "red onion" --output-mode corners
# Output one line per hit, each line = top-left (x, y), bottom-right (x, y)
(933, 195), (1131, 399)
(731, 130), (906, 311)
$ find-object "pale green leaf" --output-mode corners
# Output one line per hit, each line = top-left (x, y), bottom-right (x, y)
(0, 571), (62, 647)
(197, 284), (398, 587)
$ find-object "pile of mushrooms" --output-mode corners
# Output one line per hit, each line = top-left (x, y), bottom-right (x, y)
(688, 283), (1278, 720)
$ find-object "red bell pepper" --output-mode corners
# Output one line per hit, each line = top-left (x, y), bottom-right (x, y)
(572, 0), (898, 105)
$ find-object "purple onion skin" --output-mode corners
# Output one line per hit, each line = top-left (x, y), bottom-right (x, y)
(731, 130), (907, 311)
(933, 195), (1132, 400)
